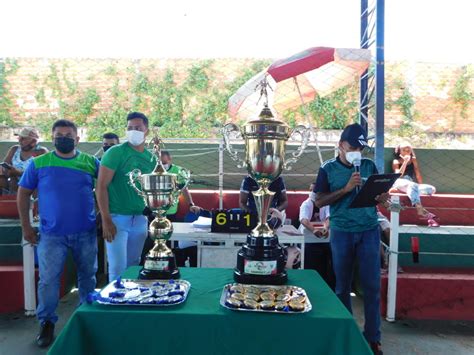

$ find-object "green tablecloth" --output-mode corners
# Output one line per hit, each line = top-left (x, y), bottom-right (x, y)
(49, 267), (371, 355)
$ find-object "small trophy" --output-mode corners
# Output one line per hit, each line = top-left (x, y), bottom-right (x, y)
(129, 133), (190, 279)
(223, 89), (310, 285)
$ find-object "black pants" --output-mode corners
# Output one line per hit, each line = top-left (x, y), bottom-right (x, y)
(304, 243), (335, 291)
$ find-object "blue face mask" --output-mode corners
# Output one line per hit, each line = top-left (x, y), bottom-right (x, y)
(54, 137), (75, 154)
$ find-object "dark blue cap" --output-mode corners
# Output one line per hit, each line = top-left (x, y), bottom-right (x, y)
(340, 123), (368, 148)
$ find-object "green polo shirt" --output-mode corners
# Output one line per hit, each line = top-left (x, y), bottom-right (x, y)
(313, 156), (379, 232)
(164, 164), (188, 216)
(101, 142), (157, 215)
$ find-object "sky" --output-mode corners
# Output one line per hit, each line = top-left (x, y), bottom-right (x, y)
(1, 0), (473, 63)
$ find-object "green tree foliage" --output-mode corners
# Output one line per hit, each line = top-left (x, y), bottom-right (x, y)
(0, 59), (19, 126)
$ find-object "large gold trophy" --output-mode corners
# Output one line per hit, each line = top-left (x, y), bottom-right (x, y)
(223, 88), (309, 285)
(129, 134), (190, 280)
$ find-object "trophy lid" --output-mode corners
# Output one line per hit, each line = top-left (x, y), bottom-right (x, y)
(243, 105), (290, 139)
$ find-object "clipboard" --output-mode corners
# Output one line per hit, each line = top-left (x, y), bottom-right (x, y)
(349, 173), (401, 208)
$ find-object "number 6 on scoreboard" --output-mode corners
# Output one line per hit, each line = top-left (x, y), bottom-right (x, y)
(216, 212), (227, 225)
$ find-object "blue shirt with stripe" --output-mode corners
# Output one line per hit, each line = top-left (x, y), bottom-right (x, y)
(19, 151), (99, 235)
(313, 156), (379, 232)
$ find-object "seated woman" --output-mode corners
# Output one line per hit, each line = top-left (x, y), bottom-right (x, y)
(0, 127), (47, 194)
(389, 142), (439, 227)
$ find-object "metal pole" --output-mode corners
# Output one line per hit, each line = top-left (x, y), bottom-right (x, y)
(359, 0), (369, 132)
(386, 195), (400, 322)
(375, 0), (385, 173)
(218, 140), (224, 209)
(23, 199), (36, 316)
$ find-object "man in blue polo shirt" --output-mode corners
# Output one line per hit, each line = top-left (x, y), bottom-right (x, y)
(312, 123), (389, 355)
(17, 119), (99, 348)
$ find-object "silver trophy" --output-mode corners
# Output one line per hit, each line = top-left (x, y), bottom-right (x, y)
(129, 134), (190, 279)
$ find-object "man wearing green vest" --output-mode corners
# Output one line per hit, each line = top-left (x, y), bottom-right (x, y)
(160, 150), (201, 219)
(141, 150), (202, 267)
(96, 112), (156, 281)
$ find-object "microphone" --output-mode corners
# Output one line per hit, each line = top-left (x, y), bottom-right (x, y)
(353, 159), (361, 193)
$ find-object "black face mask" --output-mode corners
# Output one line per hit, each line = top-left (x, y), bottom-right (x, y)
(103, 145), (113, 152)
(54, 137), (75, 154)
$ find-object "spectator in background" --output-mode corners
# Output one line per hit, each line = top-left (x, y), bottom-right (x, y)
(390, 142), (439, 227)
(102, 132), (120, 153)
(94, 133), (120, 160)
(17, 119), (99, 348)
(240, 175), (288, 229)
(299, 183), (334, 289)
(0, 127), (47, 193)
(160, 151), (202, 219)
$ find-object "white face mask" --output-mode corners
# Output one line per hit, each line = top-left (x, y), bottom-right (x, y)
(345, 151), (361, 165)
(162, 163), (170, 170)
(126, 130), (145, 146)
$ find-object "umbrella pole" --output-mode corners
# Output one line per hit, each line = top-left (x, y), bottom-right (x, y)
(294, 78), (324, 165)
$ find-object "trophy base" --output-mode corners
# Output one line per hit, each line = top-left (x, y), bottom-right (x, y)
(234, 235), (287, 285)
(139, 255), (180, 280)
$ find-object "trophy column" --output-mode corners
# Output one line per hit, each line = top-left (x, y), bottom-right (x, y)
(139, 211), (180, 280)
(234, 179), (288, 285)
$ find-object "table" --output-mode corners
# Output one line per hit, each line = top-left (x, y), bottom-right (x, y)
(170, 223), (305, 268)
(49, 267), (371, 355)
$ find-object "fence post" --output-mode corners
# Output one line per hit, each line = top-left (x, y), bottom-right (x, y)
(219, 140), (224, 209)
(23, 198), (36, 316)
(386, 194), (400, 322)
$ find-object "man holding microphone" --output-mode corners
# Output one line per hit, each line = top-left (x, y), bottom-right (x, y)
(312, 123), (389, 355)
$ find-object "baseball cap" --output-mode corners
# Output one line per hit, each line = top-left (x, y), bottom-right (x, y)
(340, 123), (368, 148)
(15, 127), (39, 139)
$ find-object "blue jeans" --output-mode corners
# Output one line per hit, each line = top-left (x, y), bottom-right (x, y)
(330, 227), (381, 342)
(37, 228), (97, 324)
(393, 176), (436, 205)
(106, 214), (148, 282)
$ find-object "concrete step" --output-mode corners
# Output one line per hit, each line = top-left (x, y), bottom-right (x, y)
(381, 267), (474, 320)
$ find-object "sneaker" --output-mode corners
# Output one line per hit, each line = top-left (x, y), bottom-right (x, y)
(369, 341), (383, 355)
(36, 320), (55, 348)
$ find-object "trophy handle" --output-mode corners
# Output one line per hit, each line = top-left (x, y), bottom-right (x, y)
(222, 123), (246, 168)
(283, 125), (310, 171)
(128, 169), (145, 197)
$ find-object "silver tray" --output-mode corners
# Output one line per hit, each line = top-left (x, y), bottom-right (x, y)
(219, 283), (312, 314)
(96, 279), (191, 306)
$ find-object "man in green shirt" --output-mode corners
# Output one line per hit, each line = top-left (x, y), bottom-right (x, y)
(96, 112), (156, 281)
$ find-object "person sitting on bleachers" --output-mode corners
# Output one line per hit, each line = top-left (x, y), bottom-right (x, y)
(390, 142), (439, 227)
(299, 183), (334, 289)
(0, 127), (48, 194)
(239, 175), (288, 229)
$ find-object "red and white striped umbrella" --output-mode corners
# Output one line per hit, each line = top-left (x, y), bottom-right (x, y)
(228, 47), (371, 120)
